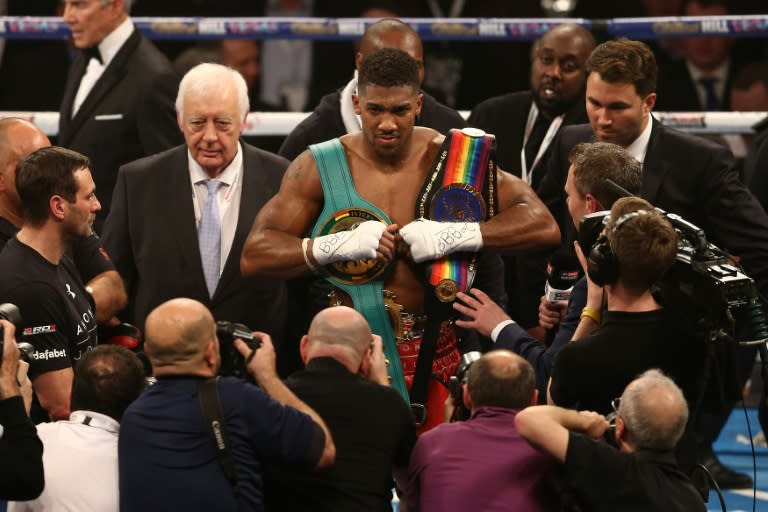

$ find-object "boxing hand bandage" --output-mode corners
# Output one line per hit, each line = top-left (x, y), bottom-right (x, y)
(400, 219), (483, 263)
(311, 220), (388, 265)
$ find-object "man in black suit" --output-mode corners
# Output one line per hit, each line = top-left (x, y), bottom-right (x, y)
(537, 38), (768, 489)
(102, 63), (289, 361)
(655, 0), (738, 112)
(59, 0), (181, 232)
(468, 24), (595, 331)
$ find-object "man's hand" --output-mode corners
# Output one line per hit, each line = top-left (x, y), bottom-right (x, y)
(539, 296), (568, 330)
(17, 360), (33, 414)
(453, 288), (510, 338)
(365, 335), (390, 386)
(399, 219), (483, 263)
(311, 220), (393, 265)
(0, 320), (20, 400)
(235, 332), (277, 386)
(579, 410), (610, 439)
(575, 241), (603, 309)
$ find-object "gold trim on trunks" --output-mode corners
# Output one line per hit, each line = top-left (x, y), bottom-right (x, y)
(328, 288), (426, 342)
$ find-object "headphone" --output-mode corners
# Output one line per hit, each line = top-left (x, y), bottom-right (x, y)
(587, 210), (649, 286)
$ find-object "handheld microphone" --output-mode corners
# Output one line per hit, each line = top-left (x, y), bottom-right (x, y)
(544, 252), (581, 304)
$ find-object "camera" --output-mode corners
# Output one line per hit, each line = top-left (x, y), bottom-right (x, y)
(578, 208), (756, 343)
(215, 321), (261, 379)
(446, 351), (481, 422)
(0, 303), (34, 363)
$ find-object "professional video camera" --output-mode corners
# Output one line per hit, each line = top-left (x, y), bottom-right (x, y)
(215, 321), (262, 379)
(0, 303), (34, 363)
(578, 208), (757, 344)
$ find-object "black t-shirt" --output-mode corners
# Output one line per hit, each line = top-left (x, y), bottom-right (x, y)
(0, 238), (98, 378)
(562, 433), (706, 512)
(0, 215), (114, 283)
(265, 357), (416, 512)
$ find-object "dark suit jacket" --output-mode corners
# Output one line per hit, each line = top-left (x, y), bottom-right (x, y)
(101, 143), (289, 342)
(468, 90), (588, 190)
(537, 118), (768, 298)
(655, 59), (737, 112)
(59, 29), (182, 231)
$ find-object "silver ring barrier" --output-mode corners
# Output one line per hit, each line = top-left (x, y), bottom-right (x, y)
(0, 111), (764, 137)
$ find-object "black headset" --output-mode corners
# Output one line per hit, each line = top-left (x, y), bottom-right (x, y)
(587, 210), (649, 286)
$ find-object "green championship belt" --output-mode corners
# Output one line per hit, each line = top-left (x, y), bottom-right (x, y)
(309, 139), (409, 401)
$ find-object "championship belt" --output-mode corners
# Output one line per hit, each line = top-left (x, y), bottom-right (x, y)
(416, 127), (498, 302)
(309, 139), (409, 402)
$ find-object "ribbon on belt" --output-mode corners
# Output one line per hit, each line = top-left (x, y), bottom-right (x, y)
(309, 139), (409, 402)
(417, 127), (498, 301)
(410, 127), (498, 425)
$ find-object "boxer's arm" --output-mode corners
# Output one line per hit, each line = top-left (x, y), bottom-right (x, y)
(241, 151), (324, 279)
(481, 168), (560, 252)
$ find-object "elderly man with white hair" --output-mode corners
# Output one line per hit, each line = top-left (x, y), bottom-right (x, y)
(102, 63), (290, 362)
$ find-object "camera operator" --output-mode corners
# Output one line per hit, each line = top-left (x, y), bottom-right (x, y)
(0, 319), (43, 501)
(454, 142), (641, 399)
(0, 147), (100, 422)
(118, 298), (335, 512)
(9, 345), (145, 512)
(265, 306), (416, 511)
(548, 196), (707, 474)
(405, 350), (563, 512)
(516, 369), (706, 511)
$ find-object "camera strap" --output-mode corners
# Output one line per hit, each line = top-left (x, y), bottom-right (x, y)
(198, 377), (246, 511)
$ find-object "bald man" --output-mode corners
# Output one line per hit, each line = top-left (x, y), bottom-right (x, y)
(406, 350), (562, 512)
(0, 118), (126, 325)
(266, 306), (416, 511)
(516, 369), (706, 511)
(277, 17), (466, 162)
(118, 298), (334, 512)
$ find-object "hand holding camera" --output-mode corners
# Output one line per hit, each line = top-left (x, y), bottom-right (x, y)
(0, 319), (21, 400)
(233, 331), (275, 386)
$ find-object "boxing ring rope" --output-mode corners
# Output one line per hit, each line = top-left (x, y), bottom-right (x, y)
(0, 15), (766, 135)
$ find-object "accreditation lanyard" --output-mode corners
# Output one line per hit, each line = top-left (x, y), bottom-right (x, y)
(520, 102), (564, 186)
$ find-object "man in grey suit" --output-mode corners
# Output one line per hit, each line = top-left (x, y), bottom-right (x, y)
(59, 0), (181, 232)
(102, 63), (289, 368)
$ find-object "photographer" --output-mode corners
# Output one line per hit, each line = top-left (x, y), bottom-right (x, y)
(516, 369), (706, 511)
(0, 319), (43, 501)
(548, 196), (707, 474)
(118, 298), (335, 512)
(265, 306), (416, 511)
(454, 142), (641, 398)
(405, 350), (563, 512)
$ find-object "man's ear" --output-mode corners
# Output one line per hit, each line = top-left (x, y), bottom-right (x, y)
(203, 339), (218, 367)
(530, 389), (539, 407)
(585, 193), (600, 214)
(643, 92), (657, 114)
(354, 51), (363, 70)
(299, 335), (309, 365)
(358, 348), (371, 378)
(462, 385), (472, 411)
(50, 195), (66, 221)
(415, 92), (424, 117)
(353, 93), (361, 115)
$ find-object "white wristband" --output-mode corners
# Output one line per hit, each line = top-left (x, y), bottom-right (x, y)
(399, 219), (484, 263)
(301, 238), (317, 272)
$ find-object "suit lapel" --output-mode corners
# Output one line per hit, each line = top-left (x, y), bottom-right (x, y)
(59, 54), (89, 144)
(214, 145), (262, 298)
(64, 30), (142, 141)
(640, 118), (669, 204)
(165, 150), (210, 294)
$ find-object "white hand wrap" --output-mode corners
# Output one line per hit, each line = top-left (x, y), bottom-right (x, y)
(400, 219), (483, 263)
(311, 220), (388, 265)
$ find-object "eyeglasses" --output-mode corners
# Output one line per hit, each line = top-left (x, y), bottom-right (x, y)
(608, 397), (621, 429)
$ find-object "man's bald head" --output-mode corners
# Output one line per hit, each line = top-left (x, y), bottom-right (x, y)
(0, 119), (51, 224)
(144, 298), (218, 375)
(356, 18), (424, 83)
(304, 307), (373, 367)
(466, 350), (536, 411)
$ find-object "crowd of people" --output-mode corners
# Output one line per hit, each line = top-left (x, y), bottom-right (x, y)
(0, 0), (767, 510)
